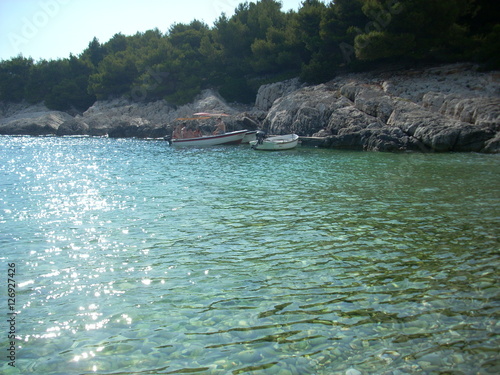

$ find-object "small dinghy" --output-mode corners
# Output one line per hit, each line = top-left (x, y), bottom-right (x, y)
(250, 133), (299, 151)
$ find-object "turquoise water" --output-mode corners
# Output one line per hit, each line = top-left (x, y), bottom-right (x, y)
(0, 136), (499, 375)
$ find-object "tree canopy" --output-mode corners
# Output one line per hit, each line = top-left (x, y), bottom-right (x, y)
(0, 0), (498, 109)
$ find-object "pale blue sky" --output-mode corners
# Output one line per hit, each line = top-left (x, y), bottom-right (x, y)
(0, 0), (304, 61)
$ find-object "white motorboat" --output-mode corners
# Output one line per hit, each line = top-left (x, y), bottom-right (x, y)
(168, 130), (248, 147)
(241, 130), (257, 144)
(250, 134), (299, 151)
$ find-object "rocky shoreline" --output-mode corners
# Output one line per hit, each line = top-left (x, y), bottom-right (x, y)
(1, 63), (499, 153)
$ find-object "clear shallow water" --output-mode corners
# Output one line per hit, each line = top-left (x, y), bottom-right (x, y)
(0, 136), (499, 375)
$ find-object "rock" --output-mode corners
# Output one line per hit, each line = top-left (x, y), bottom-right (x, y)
(78, 89), (246, 137)
(0, 63), (498, 152)
(106, 117), (168, 138)
(424, 93), (500, 127)
(386, 102), (459, 151)
(340, 83), (394, 122)
(262, 64), (499, 152)
(192, 89), (235, 114)
(325, 127), (418, 152)
(345, 368), (362, 375)
(241, 116), (260, 130)
(325, 131), (365, 150)
(366, 127), (419, 152)
(422, 91), (447, 111)
(265, 82), (423, 151)
(263, 84), (341, 135)
(415, 123), (461, 152)
(81, 99), (172, 137)
(483, 134), (500, 153)
(56, 118), (90, 136)
(327, 105), (380, 134)
(0, 104), (73, 135)
(255, 78), (303, 111)
(455, 124), (498, 152)
(380, 63), (499, 101)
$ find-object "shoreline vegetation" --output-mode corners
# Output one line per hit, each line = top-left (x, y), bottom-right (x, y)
(0, 0), (499, 152)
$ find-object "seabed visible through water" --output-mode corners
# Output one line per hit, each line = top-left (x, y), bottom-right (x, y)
(0, 136), (498, 374)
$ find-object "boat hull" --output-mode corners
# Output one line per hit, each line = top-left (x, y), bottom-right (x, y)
(250, 134), (299, 151)
(241, 131), (257, 144)
(171, 130), (248, 147)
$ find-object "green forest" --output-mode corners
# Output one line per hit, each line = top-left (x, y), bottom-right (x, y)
(1, 0), (498, 111)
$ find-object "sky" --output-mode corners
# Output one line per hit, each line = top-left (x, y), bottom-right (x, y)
(0, 0), (304, 62)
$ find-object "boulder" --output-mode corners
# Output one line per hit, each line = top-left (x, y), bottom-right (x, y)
(325, 127), (419, 152)
(255, 78), (303, 111)
(0, 109), (72, 135)
(56, 118), (90, 136)
(455, 124), (498, 152)
(483, 134), (500, 153)
(326, 105), (380, 134)
(263, 84), (341, 135)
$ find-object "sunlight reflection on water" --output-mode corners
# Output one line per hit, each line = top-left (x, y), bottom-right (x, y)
(0, 137), (499, 374)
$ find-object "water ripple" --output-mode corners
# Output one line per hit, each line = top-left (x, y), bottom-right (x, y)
(0, 137), (498, 374)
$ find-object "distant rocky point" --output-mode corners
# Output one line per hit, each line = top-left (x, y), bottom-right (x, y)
(1, 63), (499, 153)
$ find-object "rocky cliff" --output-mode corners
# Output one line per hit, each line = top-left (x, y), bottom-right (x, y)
(1, 63), (499, 152)
(0, 102), (73, 136)
(262, 64), (500, 152)
(0, 90), (258, 139)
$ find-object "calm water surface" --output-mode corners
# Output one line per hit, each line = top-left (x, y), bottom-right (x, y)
(0, 136), (499, 375)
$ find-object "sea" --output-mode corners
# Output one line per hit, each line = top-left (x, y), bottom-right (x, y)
(0, 136), (499, 375)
